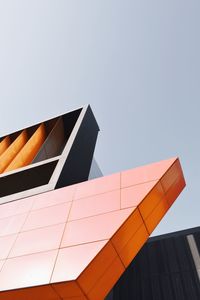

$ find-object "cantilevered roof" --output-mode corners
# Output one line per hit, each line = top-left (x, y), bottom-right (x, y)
(0, 157), (185, 300)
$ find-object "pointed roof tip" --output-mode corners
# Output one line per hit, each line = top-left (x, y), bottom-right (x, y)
(131, 156), (179, 172)
(164, 156), (179, 161)
(142, 156), (180, 170)
(160, 156), (179, 164)
(159, 156), (181, 168)
(121, 156), (182, 188)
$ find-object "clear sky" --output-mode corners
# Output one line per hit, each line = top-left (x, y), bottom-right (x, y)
(0, 1), (199, 235)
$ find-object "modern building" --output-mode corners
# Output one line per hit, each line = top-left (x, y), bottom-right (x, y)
(106, 226), (200, 300)
(0, 105), (186, 299)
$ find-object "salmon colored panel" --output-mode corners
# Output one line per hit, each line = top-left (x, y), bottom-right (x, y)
(0, 234), (17, 260)
(144, 198), (169, 234)
(121, 180), (158, 209)
(61, 208), (134, 247)
(0, 159), (186, 299)
(9, 223), (65, 258)
(52, 281), (84, 299)
(78, 241), (117, 294)
(118, 224), (149, 267)
(15, 197), (34, 215)
(74, 173), (120, 200)
(0, 198), (33, 220)
(111, 208), (143, 253)
(161, 159), (183, 192)
(5, 123), (46, 172)
(22, 202), (71, 232)
(0, 260), (5, 271)
(69, 190), (120, 221)
(0, 214), (27, 237)
(138, 182), (164, 220)
(87, 256), (125, 300)
(0, 136), (11, 156)
(0, 201), (19, 219)
(0, 250), (58, 291)
(0, 130), (28, 173)
(0, 285), (60, 300)
(121, 157), (177, 188)
(51, 240), (107, 282)
(0, 197), (33, 219)
(165, 176), (186, 207)
(32, 184), (76, 211)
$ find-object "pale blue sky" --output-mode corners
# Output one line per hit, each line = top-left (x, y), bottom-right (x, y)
(0, 1), (199, 235)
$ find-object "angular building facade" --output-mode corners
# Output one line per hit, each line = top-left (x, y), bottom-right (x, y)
(107, 226), (200, 300)
(0, 105), (186, 299)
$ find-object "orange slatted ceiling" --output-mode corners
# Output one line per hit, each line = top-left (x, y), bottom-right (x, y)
(0, 136), (11, 156)
(0, 130), (28, 173)
(5, 123), (46, 173)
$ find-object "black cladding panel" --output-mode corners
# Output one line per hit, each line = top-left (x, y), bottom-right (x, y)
(106, 227), (200, 300)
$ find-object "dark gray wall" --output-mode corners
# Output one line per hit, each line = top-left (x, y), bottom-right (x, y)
(56, 106), (99, 188)
(106, 227), (200, 300)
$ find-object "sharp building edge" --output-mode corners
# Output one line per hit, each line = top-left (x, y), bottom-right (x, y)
(0, 105), (187, 300)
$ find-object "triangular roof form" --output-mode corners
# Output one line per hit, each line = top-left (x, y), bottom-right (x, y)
(0, 157), (185, 299)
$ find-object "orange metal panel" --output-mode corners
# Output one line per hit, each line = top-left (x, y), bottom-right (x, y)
(62, 297), (87, 300)
(0, 136), (11, 156)
(160, 159), (183, 192)
(118, 224), (149, 267)
(87, 256), (124, 300)
(0, 130), (28, 173)
(144, 197), (169, 234)
(138, 182), (164, 220)
(5, 123), (46, 172)
(111, 208), (143, 253)
(78, 242), (118, 295)
(52, 281), (84, 299)
(165, 175), (186, 207)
